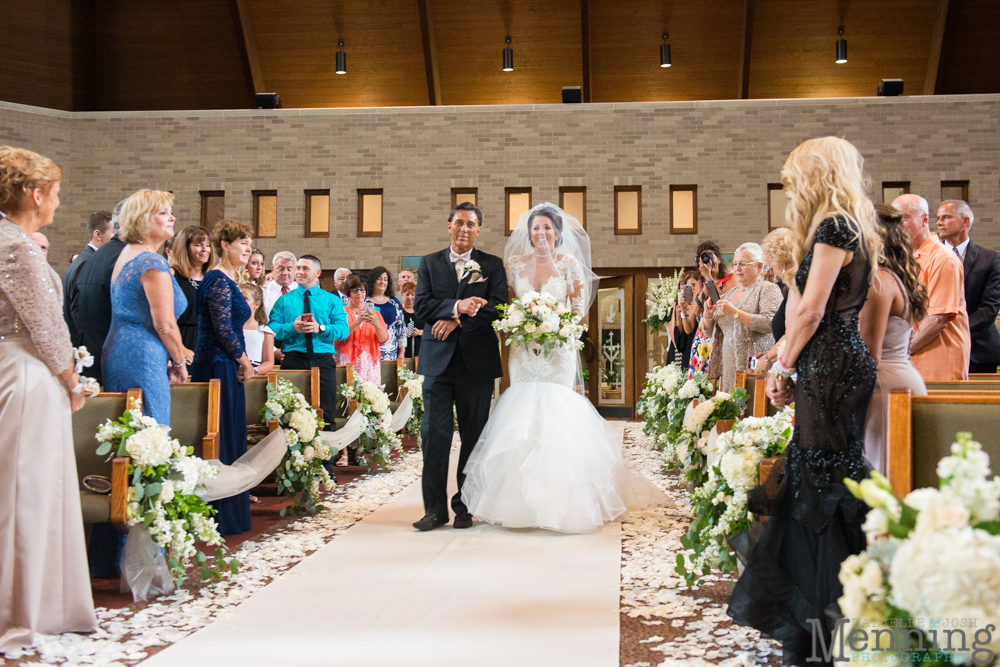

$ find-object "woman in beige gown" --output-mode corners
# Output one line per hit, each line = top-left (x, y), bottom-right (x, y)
(0, 146), (97, 651)
(860, 203), (929, 475)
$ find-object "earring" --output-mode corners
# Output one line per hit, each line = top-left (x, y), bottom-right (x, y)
(36, 207), (41, 217)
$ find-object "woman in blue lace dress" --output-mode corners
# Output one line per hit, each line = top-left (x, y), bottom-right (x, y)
(727, 137), (882, 666)
(191, 220), (255, 537)
(366, 266), (406, 361)
(104, 190), (189, 423)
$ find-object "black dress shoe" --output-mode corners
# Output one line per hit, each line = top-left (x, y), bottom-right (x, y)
(413, 514), (448, 531)
(453, 512), (474, 529)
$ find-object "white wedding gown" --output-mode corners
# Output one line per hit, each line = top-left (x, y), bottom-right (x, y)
(461, 255), (668, 533)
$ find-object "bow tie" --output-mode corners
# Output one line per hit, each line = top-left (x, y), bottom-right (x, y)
(450, 250), (472, 264)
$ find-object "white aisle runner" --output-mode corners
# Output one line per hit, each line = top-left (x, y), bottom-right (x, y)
(141, 426), (625, 667)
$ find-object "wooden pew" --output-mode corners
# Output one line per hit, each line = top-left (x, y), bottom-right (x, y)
(887, 388), (1000, 496)
(169, 380), (221, 460)
(925, 379), (1000, 392)
(381, 357), (406, 410)
(269, 368), (322, 420)
(970, 373), (999, 379)
(72, 388), (141, 534)
(244, 374), (270, 428)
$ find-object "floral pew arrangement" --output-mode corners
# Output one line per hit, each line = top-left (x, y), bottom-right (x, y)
(676, 408), (794, 587)
(398, 366), (424, 446)
(839, 432), (1000, 666)
(642, 269), (683, 333)
(340, 376), (403, 471)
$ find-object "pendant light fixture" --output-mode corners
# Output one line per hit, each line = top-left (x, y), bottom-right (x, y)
(660, 32), (671, 68)
(502, 35), (513, 72)
(835, 26), (847, 64)
(336, 39), (347, 74)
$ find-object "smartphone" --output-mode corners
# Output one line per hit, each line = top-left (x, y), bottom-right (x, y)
(682, 284), (694, 304)
(747, 355), (758, 372)
(301, 313), (313, 322)
(705, 280), (721, 302)
(364, 302), (376, 311)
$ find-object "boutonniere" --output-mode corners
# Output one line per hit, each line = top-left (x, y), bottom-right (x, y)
(461, 260), (482, 280)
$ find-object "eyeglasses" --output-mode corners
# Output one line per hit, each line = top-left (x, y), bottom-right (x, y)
(733, 261), (760, 268)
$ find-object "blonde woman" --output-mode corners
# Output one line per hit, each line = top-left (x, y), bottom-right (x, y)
(727, 137), (882, 666)
(0, 146), (97, 649)
(104, 189), (189, 423)
(753, 227), (796, 375)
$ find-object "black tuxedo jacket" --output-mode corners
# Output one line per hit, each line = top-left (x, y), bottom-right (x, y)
(414, 247), (508, 379)
(63, 244), (96, 345)
(73, 236), (127, 383)
(962, 240), (1000, 365)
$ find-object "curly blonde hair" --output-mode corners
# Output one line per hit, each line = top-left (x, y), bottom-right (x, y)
(119, 189), (174, 244)
(781, 137), (881, 291)
(0, 146), (62, 214)
(760, 227), (796, 272)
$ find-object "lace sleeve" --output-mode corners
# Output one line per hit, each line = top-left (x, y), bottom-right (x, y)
(0, 230), (73, 375)
(562, 255), (587, 313)
(747, 282), (783, 334)
(204, 275), (245, 360)
(505, 257), (522, 292)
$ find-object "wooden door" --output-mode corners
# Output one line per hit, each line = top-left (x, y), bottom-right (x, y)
(588, 275), (635, 418)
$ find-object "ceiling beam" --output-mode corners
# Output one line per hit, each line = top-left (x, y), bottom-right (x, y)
(417, 0), (442, 105)
(581, 0), (591, 103)
(737, 0), (755, 99)
(229, 0), (266, 105)
(924, 0), (949, 95)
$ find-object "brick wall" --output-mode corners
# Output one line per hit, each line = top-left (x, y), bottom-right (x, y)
(2, 95), (998, 274)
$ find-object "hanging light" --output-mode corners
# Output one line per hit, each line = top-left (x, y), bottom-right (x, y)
(336, 39), (347, 74)
(660, 32), (671, 67)
(502, 35), (514, 72)
(835, 27), (847, 64)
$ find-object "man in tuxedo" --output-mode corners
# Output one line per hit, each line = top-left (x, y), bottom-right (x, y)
(72, 201), (128, 385)
(937, 200), (1000, 373)
(413, 202), (508, 531)
(63, 210), (113, 344)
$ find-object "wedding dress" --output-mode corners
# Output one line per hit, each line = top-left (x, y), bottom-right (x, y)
(462, 204), (667, 533)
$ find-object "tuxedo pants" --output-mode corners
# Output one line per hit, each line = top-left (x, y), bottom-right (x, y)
(421, 356), (494, 517)
(279, 352), (338, 431)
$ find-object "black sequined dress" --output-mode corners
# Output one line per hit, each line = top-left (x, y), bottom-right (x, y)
(727, 217), (875, 665)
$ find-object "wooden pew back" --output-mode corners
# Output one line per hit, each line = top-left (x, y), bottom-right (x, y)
(244, 375), (269, 426)
(170, 380), (221, 460)
(925, 380), (1000, 392)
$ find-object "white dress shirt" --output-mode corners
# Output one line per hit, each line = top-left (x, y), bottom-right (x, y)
(263, 280), (298, 317)
(944, 238), (970, 262)
(449, 246), (474, 319)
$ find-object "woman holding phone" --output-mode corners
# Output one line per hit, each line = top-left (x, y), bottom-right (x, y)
(334, 274), (388, 385)
(685, 241), (731, 379)
(665, 271), (699, 368)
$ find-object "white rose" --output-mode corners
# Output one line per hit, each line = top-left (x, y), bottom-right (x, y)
(858, 559), (883, 595)
(524, 323), (536, 333)
(906, 488), (970, 533)
(539, 321), (554, 333)
(158, 480), (175, 503)
(861, 508), (890, 543)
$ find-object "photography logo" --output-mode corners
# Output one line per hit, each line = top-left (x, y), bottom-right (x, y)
(807, 618), (997, 664)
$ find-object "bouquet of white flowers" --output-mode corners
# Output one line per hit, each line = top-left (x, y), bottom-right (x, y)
(642, 269), (683, 333)
(840, 432), (1000, 666)
(493, 290), (586, 357)
(398, 366), (424, 444)
(340, 377), (402, 470)
(96, 398), (233, 588)
(639, 366), (714, 465)
(664, 387), (748, 487)
(676, 408), (794, 587)
(262, 378), (336, 516)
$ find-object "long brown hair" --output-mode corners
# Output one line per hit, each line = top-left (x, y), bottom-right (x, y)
(240, 283), (268, 327)
(873, 203), (928, 322)
(170, 225), (215, 279)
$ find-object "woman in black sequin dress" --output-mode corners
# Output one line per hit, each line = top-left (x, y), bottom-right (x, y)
(727, 137), (882, 666)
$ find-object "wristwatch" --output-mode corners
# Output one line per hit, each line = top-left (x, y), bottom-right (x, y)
(319, 324), (326, 333)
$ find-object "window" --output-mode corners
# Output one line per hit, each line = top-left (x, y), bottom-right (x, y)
(559, 187), (587, 229)
(252, 191), (277, 238)
(451, 188), (478, 208)
(200, 191), (225, 232)
(505, 187), (532, 235)
(304, 190), (330, 238)
(357, 189), (383, 238)
(668, 185), (696, 235)
(882, 181), (910, 204)
(941, 180), (969, 203)
(768, 184), (788, 230)
(615, 186), (642, 235)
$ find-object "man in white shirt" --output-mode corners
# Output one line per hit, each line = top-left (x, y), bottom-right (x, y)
(333, 267), (351, 305)
(263, 251), (298, 317)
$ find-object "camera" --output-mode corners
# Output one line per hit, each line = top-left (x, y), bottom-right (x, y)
(699, 252), (715, 266)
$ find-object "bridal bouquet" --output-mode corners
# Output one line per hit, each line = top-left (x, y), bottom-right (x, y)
(676, 408), (794, 587)
(96, 398), (234, 588)
(494, 290), (586, 357)
(642, 269), (683, 333)
(340, 377), (402, 470)
(398, 366), (424, 444)
(263, 378), (336, 516)
(664, 386), (747, 486)
(839, 432), (1000, 666)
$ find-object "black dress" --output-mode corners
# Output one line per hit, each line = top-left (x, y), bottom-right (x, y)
(177, 276), (200, 353)
(727, 217), (876, 665)
(666, 317), (697, 369)
(402, 309), (422, 358)
(771, 279), (788, 340)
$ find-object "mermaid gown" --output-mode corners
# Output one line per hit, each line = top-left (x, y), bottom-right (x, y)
(728, 217), (876, 665)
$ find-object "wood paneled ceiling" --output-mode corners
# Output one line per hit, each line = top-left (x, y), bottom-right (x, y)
(2, 0), (998, 112)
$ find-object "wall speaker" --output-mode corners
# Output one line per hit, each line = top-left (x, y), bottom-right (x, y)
(562, 86), (582, 104)
(877, 79), (904, 97)
(255, 93), (283, 109)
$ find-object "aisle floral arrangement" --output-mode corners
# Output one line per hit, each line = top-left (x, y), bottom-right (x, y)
(340, 376), (402, 470)
(494, 290), (586, 357)
(637, 364), (711, 452)
(398, 366), (424, 444)
(96, 398), (234, 587)
(839, 432), (1000, 666)
(676, 408), (794, 587)
(642, 269), (683, 333)
(668, 387), (748, 487)
(262, 378), (336, 516)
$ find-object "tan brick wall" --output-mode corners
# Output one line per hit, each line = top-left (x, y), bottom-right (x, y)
(2, 95), (998, 274)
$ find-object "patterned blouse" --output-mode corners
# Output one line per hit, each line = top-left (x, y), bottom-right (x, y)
(370, 297), (406, 361)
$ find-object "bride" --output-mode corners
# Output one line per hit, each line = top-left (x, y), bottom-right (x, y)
(461, 203), (667, 533)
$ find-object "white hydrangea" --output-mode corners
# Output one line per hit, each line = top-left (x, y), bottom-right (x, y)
(171, 455), (218, 495)
(125, 427), (174, 467)
(719, 446), (763, 494)
(289, 409), (318, 442)
(403, 378), (423, 401)
(678, 379), (700, 400)
(683, 399), (716, 433)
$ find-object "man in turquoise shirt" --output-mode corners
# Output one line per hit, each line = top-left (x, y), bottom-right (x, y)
(269, 255), (349, 436)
